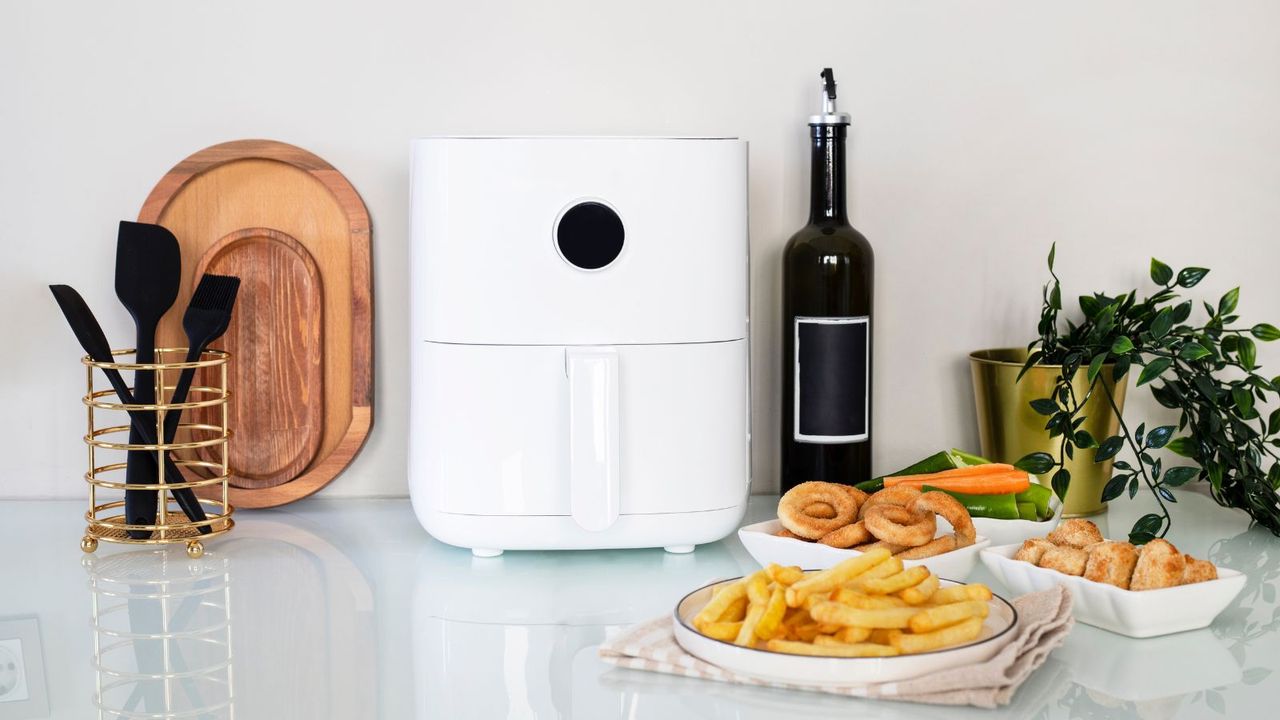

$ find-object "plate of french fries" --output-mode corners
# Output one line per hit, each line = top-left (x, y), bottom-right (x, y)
(673, 549), (1017, 686)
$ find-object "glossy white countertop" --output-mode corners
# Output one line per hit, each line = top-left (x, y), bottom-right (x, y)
(1, 490), (1277, 719)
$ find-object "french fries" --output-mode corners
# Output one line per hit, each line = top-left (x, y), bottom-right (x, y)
(785, 549), (892, 607)
(890, 616), (984, 653)
(691, 560), (996, 659)
(909, 599), (989, 633)
(856, 566), (931, 595)
(767, 639), (900, 657)
(899, 573), (940, 605)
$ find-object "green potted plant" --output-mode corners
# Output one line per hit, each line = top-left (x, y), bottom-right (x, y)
(1012, 245), (1280, 542)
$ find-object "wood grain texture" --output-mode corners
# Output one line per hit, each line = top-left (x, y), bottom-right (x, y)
(139, 139), (373, 508)
(195, 228), (324, 489)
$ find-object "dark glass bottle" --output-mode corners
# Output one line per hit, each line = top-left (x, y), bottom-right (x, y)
(781, 69), (875, 492)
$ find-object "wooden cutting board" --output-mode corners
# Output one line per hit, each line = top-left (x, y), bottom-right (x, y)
(139, 139), (372, 508)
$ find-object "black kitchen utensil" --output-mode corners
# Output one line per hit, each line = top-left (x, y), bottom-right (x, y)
(49, 285), (211, 534)
(162, 274), (241, 444)
(116, 221), (183, 537)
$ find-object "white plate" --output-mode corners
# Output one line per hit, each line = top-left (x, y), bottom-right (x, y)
(980, 543), (1246, 638)
(672, 576), (1018, 687)
(969, 494), (1063, 547)
(738, 519), (990, 580)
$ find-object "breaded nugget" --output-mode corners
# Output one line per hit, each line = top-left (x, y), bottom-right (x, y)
(1180, 555), (1218, 585)
(1037, 545), (1089, 576)
(1130, 539), (1186, 590)
(1083, 541), (1139, 589)
(1013, 538), (1055, 565)
(1047, 518), (1105, 548)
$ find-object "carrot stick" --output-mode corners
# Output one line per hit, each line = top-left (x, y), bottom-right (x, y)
(883, 463), (1015, 487)
(887, 471), (1031, 495)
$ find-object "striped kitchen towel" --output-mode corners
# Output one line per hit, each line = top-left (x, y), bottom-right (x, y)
(598, 585), (1072, 708)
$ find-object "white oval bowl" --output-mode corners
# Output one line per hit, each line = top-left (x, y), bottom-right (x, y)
(672, 576), (1018, 687)
(980, 542), (1245, 638)
(738, 519), (989, 580)
(969, 494), (1063, 547)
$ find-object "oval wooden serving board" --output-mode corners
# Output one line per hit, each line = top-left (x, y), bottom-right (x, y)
(140, 139), (372, 508)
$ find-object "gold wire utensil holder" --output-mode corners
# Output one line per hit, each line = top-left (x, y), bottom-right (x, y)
(82, 348), (235, 558)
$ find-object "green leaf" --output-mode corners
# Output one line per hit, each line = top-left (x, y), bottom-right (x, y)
(1179, 342), (1212, 361)
(1079, 295), (1102, 319)
(1252, 323), (1280, 342)
(1177, 267), (1210, 288)
(1233, 386), (1255, 417)
(1130, 513), (1165, 543)
(1087, 352), (1107, 382)
(1150, 308), (1174, 338)
(1157, 486), (1177, 503)
(1102, 474), (1129, 502)
(1172, 300), (1192, 323)
(1219, 287), (1240, 316)
(1128, 476), (1140, 499)
(1015, 452), (1056, 475)
(1047, 242), (1056, 271)
(1270, 408), (1280, 435)
(1051, 468), (1070, 501)
(1029, 398), (1059, 416)
(1135, 422), (1146, 446)
(1016, 350), (1044, 382)
(1111, 336), (1134, 354)
(1150, 258), (1173, 285)
(1146, 425), (1174, 449)
(1137, 357), (1173, 386)
(1239, 336), (1257, 370)
(1049, 283), (1061, 310)
(1094, 435), (1125, 462)
(1113, 355), (1130, 380)
(1073, 430), (1097, 448)
(1162, 466), (1200, 487)
(1167, 436), (1198, 458)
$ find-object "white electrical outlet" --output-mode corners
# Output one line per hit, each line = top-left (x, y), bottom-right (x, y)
(0, 640), (28, 703)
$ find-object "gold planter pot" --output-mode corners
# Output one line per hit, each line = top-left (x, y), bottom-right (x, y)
(969, 348), (1128, 517)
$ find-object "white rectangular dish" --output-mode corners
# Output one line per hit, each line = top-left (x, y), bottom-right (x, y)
(980, 542), (1245, 638)
(738, 519), (989, 580)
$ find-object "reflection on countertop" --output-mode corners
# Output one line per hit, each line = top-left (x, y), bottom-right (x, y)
(2, 491), (1279, 719)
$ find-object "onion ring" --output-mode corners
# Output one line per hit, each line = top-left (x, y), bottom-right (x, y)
(778, 481), (859, 540)
(818, 521), (873, 549)
(895, 534), (958, 559)
(908, 491), (976, 546)
(851, 539), (908, 555)
(775, 528), (808, 540)
(804, 502), (838, 520)
(858, 485), (922, 520)
(863, 504), (937, 548)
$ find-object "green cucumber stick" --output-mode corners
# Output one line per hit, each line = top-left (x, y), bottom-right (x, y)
(922, 485), (1019, 520)
(1016, 501), (1039, 521)
(950, 448), (993, 467)
(1015, 484), (1052, 519)
(857, 450), (963, 493)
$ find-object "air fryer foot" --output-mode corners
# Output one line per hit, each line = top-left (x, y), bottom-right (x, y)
(663, 544), (695, 554)
(471, 547), (504, 558)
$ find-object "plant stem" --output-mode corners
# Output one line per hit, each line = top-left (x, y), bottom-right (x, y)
(1100, 379), (1171, 537)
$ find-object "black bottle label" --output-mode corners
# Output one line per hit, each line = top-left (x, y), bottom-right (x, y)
(793, 316), (870, 443)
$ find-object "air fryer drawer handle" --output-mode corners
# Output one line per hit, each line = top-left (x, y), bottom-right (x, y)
(566, 347), (620, 531)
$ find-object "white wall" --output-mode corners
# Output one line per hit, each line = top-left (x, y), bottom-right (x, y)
(3, 0), (1278, 499)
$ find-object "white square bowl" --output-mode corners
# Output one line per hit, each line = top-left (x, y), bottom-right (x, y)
(738, 519), (989, 581)
(980, 542), (1246, 638)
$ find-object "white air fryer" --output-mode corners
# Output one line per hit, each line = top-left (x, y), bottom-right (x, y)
(409, 137), (749, 556)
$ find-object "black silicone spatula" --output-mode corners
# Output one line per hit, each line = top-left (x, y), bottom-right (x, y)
(48, 285), (211, 534)
(116, 221), (182, 537)
(163, 274), (241, 444)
